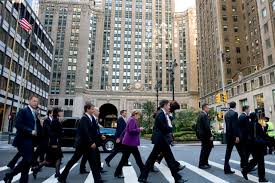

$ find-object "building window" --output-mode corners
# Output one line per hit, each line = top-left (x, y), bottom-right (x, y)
(244, 83), (247, 92)
(262, 8), (267, 17)
(259, 76), (263, 86)
(264, 23), (268, 33)
(236, 47), (241, 53)
(234, 27), (238, 32)
(222, 5), (226, 11)
(265, 38), (271, 49)
(65, 99), (69, 105)
(268, 54), (273, 65)
(223, 16), (227, 21)
(50, 98), (54, 105)
(239, 99), (248, 108)
(270, 72), (275, 84)
(181, 103), (187, 109)
(273, 90), (275, 110)
(254, 93), (264, 111)
(55, 99), (59, 105)
(233, 15), (238, 22)
(69, 99), (74, 106)
(223, 26), (228, 31)
(273, 0), (275, 11)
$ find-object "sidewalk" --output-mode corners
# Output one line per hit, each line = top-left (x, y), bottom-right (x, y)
(0, 133), (14, 149)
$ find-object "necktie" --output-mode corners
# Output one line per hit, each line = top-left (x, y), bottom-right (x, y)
(32, 110), (37, 132)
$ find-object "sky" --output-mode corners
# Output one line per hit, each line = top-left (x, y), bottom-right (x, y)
(175, 0), (196, 12)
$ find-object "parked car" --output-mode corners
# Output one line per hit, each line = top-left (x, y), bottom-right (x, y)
(60, 117), (116, 152)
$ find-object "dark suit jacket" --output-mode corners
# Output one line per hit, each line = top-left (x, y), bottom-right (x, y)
(115, 116), (126, 139)
(151, 110), (171, 144)
(48, 117), (63, 146)
(225, 109), (240, 139)
(74, 114), (99, 149)
(13, 106), (42, 148)
(196, 111), (212, 140)
(42, 117), (51, 144)
(239, 113), (250, 141)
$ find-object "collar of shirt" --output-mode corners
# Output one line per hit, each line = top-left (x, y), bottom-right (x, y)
(161, 108), (168, 115)
(202, 111), (207, 115)
(85, 113), (93, 122)
(49, 116), (52, 121)
(28, 105), (35, 114)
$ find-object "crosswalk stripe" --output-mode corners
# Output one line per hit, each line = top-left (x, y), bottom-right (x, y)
(11, 170), (33, 183)
(208, 161), (265, 183)
(265, 161), (275, 166)
(0, 166), (8, 172)
(178, 161), (229, 183)
(222, 158), (275, 166)
(84, 171), (94, 183)
(228, 159), (275, 175)
(122, 164), (139, 183)
(154, 163), (174, 183)
(42, 163), (78, 183)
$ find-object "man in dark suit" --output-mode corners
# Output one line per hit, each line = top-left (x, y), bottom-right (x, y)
(138, 100), (186, 183)
(224, 102), (248, 179)
(197, 103), (213, 169)
(79, 107), (106, 174)
(58, 103), (102, 183)
(105, 110), (127, 167)
(3, 95), (42, 183)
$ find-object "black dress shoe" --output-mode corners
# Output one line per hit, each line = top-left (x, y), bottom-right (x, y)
(259, 178), (268, 182)
(105, 159), (111, 167)
(175, 178), (188, 183)
(150, 167), (159, 172)
(199, 165), (209, 169)
(80, 169), (89, 174)
(177, 164), (186, 171)
(55, 173), (61, 178)
(57, 177), (67, 183)
(206, 164), (211, 168)
(224, 170), (235, 174)
(241, 170), (248, 180)
(101, 170), (107, 173)
(114, 174), (124, 178)
(3, 173), (12, 183)
(138, 177), (148, 183)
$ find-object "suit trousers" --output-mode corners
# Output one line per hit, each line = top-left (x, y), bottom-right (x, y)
(9, 141), (33, 183)
(199, 139), (213, 167)
(7, 152), (22, 169)
(224, 137), (246, 171)
(80, 147), (102, 171)
(140, 141), (182, 181)
(114, 145), (144, 176)
(60, 147), (101, 182)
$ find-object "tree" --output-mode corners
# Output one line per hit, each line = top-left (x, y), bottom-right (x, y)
(141, 100), (156, 132)
(174, 108), (199, 132)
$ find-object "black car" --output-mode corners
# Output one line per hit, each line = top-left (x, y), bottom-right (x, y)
(60, 117), (116, 152)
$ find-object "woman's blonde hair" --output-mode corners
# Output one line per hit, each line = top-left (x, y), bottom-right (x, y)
(131, 110), (142, 116)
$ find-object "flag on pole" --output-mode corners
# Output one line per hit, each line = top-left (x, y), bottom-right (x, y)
(19, 18), (32, 32)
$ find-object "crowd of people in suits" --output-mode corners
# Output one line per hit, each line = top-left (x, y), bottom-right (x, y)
(2, 95), (275, 183)
(196, 101), (275, 183)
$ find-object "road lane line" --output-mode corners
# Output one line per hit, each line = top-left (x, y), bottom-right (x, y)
(154, 163), (174, 183)
(178, 161), (229, 183)
(228, 159), (275, 175)
(0, 166), (8, 172)
(122, 164), (139, 183)
(222, 158), (275, 166)
(42, 163), (78, 183)
(84, 171), (94, 183)
(209, 161), (271, 183)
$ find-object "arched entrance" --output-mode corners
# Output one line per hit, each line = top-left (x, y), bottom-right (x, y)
(99, 103), (118, 128)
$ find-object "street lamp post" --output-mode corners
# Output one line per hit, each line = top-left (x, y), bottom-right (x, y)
(155, 80), (161, 109)
(169, 59), (178, 101)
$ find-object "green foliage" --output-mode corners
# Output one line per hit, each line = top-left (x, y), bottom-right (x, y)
(174, 108), (199, 132)
(141, 100), (156, 130)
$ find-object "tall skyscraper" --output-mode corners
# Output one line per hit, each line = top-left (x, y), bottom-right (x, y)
(41, 0), (199, 118)
(0, 0), (53, 132)
(197, 0), (275, 120)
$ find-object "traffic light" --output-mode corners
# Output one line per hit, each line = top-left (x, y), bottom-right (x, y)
(217, 112), (224, 121)
(222, 92), (228, 103)
(215, 93), (221, 104)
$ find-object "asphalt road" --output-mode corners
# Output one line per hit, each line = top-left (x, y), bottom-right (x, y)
(0, 139), (274, 183)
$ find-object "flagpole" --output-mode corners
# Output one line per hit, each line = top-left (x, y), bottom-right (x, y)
(1, 1), (23, 132)
(16, 29), (33, 114)
(19, 30), (33, 110)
